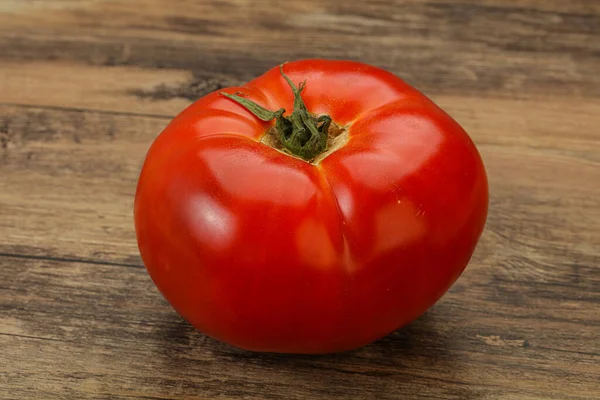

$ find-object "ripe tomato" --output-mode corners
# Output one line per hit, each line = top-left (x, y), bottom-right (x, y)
(134, 59), (488, 354)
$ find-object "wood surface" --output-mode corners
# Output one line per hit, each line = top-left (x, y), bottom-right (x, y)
(1, 0), (599, 399)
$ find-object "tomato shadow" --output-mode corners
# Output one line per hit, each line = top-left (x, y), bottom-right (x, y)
(152, 309), (481, 399)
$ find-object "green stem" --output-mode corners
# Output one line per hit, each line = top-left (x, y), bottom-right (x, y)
(220, 64), (331, 161)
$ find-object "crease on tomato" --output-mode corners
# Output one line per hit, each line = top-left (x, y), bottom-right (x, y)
(138, 133), (261, 181)
(189, 109), (267, 139)
(187, 86), (276, 126)
(242, 83), (283, 114)
(345, 95), (430, 132)
(314, 168), (356, 349)
(317, 168), (354, 272)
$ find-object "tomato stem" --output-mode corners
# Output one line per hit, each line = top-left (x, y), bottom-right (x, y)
(221, 64), (332, 161)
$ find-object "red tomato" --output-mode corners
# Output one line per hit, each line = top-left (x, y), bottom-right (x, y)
(134, 59), (488, 354)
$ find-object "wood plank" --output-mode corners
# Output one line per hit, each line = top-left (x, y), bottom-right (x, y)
(1, 98), (598, 348)
(0, 0), (599, 99)
(1, 90), (599, 277)
(2, 93), (599, 264)
(1, 256), (598, 400)
(1, 0), (600, 398)
(0, 60), (598, 162)
(0, 103), (163, 265)
(0, 61), (190, 116)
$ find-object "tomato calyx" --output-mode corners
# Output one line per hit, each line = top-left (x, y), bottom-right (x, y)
(221, 65), (334, 162)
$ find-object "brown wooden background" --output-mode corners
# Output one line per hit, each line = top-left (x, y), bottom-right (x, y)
(1, 1), (599, 399)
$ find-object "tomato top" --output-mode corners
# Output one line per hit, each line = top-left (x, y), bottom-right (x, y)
(134, 59), (488, 354)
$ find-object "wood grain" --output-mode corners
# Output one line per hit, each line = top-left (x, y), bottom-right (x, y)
(1, 0), (599, 99)
(2, 256), (599, 400)
(1, 0), (599, 399)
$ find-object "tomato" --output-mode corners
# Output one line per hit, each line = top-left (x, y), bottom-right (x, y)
(134, 59), (488, 354)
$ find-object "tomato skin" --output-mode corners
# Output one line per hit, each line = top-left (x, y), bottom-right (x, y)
(134, 59), (488, 354)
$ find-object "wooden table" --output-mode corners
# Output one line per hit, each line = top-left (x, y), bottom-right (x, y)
(1, 1), (599, 399)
